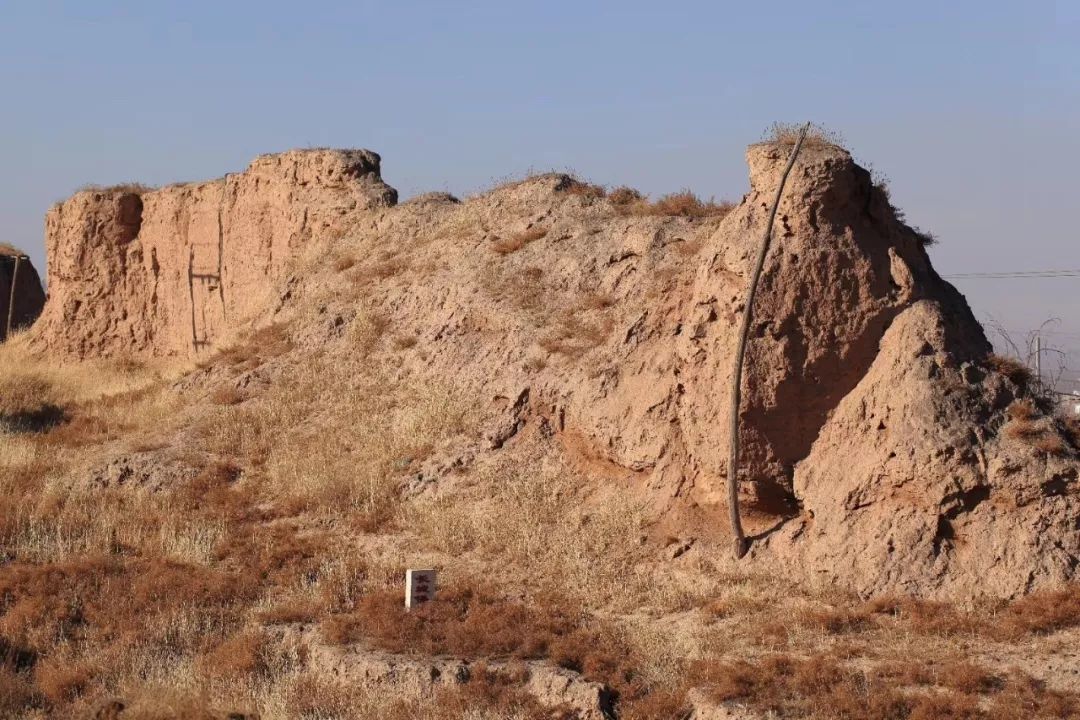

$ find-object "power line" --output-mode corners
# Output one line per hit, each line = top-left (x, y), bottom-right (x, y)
(942, 269), (1080, 279)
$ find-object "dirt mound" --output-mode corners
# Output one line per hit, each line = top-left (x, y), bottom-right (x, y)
(0, 247), (46, 342)
(29, 149), (396, 358)
(26, 143), (1079, 600)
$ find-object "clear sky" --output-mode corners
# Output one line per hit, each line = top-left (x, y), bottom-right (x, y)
(2, 1), (1077, 387)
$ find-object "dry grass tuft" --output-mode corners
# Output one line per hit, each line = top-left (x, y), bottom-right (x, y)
(492, 227), (548, 255)
(1007, 398), (1038, 421)
(986, 353), (1033, 388)
(763, 122), (846, 149)
(649, 191), (734, 219)
(560, 178), (606, 200)
(1032, 433), (1067, 455)
(0, 371), (65, 433)
(997, 586), (1080, 638)
(0, 243), (27, 257)
(611, 188), (734, 219)
(76, 182), (156, 195)
(1003, 400), (1070, 455)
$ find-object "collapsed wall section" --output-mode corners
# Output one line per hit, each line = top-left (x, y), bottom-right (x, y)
(31, 149), (397, 358)
(0, 248), (46, 342)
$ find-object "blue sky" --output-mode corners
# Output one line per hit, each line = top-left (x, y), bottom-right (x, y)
(2, 1), (1077, 384)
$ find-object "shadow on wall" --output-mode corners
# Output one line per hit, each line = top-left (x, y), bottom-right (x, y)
(0, 250), (47, 342)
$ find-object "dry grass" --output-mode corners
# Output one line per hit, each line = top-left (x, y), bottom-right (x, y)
(208, 385), (247, 406)
(559, 178), (606, 200)
(537, 308), (613, 359)
(491, 227), (548, 255)
(76, 182), (156, 195)
(0, 242), (27, 257)
(986, 353), (1033, 388)
(1003, 400), (1071, 456)
(763, 121), (846, 149)
(610, 187), (735, 219)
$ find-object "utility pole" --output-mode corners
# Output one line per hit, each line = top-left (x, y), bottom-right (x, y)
(1035, 334), (1042, 390)
(5, 254), (21, 340)
(727, 122), (810, 560)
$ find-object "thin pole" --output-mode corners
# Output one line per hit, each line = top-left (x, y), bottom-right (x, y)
(1035, 335), (1042, 389)
(727, 123), (810, 559)
(5, 255), (21, 340)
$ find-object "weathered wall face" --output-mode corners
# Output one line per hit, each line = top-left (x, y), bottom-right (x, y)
(0, 250), (46, 342)
(31, 149), (397, 358)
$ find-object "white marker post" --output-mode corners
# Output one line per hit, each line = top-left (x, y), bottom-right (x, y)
(405, 569), (437, 610)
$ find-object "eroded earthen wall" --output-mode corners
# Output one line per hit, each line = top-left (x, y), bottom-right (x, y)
(0, 252), (46, 342)
(31, 149), (397, 358)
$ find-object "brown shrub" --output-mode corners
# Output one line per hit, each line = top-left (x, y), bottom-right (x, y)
(797, 606), (878, 635)
(1032, 432), (1067, 455)
(611, 188), (734, 219)
(861, 595), (983, 636)
(1005, 418), (1043, 441)
(323, 585), (651, 707)
(32, 655), (91, 704)
(0, 667), (37, 715)
(608, 187), (644, 206)
(997, 586), (1080, 638)
(560, 179), (606, 200)
(938, 660), (1004, 695)
(1007, 398), (1037, 421)
(492, 227), (548, 255)
(649, 191), (734, 219)
(907, 693), (982, 720)
(986, 354), (1032, 387)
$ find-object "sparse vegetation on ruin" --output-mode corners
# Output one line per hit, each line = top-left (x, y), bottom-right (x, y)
(608, 186), (735, 219)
